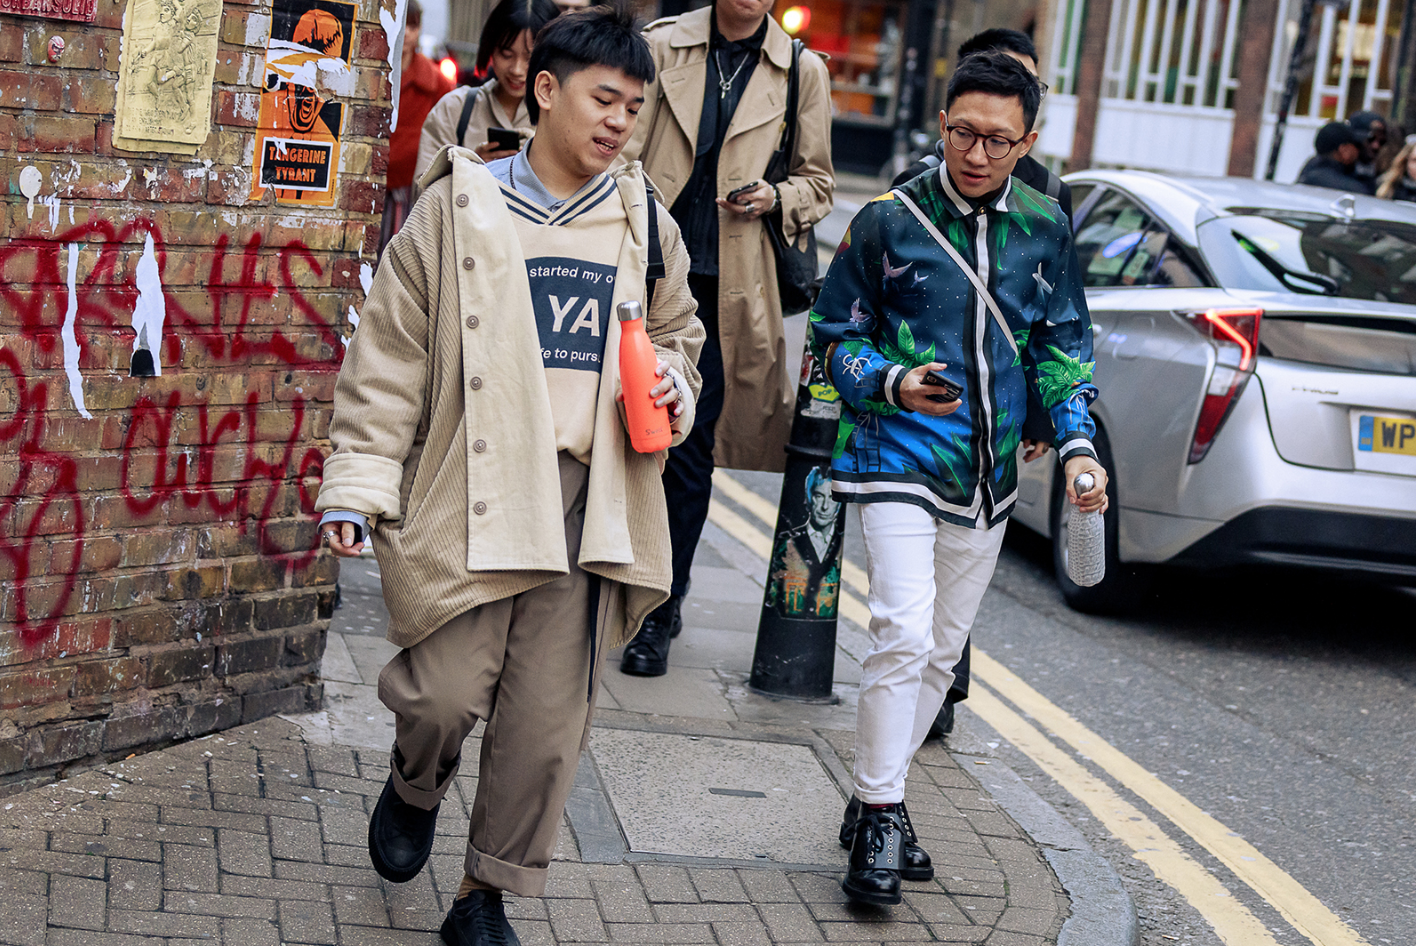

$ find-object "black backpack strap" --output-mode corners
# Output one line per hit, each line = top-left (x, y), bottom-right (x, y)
(645, 179), (665, 312)
(1045, 168), (1062, 202)
(456, 87), (478, 147)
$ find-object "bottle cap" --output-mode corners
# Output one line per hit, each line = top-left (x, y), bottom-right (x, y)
(1073, 472), (1095, 493)
(616, 301), (643, 322)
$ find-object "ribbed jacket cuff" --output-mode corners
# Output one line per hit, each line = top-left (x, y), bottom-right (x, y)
(882, 364), (908, 410)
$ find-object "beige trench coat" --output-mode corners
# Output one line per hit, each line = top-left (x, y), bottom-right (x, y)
(622, 7), (834, 472)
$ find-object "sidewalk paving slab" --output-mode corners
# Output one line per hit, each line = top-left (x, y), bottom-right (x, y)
(0, 489), (1134, 946)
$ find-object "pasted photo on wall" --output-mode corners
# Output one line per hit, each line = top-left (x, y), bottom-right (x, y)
(250, 0), (357, 207)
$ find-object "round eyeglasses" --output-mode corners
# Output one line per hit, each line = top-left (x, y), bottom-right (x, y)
(945, 123), (1027, 160)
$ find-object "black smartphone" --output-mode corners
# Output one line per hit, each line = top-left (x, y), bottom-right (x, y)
(725, 182), (758, 203)
(487, 127), (522, 151)
(921, 370), (963, 403)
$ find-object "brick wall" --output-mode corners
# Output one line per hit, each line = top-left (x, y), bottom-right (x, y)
(0, 0), (394, 792)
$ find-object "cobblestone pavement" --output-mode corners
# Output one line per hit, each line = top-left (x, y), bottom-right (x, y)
(0, 511), (1078, 945)
(0, 714), (1066, 946)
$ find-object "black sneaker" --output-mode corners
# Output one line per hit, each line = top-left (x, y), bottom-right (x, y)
(620, 595), (681, 676)
(368, 776), (439, 883)
(441, 890), (521, 946)
(839, 796), (934, 881)
(841, 803), (906, 905)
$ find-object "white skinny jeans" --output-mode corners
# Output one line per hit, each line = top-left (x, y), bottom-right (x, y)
(852, 502), (1007, 804)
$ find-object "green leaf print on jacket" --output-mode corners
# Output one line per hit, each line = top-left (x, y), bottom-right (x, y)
(922, 434), (972, 505)
(878, 320), (937, 370)
(1036, 345), (1097, 409)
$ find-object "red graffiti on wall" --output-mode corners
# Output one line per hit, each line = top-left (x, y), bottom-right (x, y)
(0, 219), (348, 646)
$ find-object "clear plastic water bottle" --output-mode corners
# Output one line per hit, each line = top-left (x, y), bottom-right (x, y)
(1066, 472), (1106, 587)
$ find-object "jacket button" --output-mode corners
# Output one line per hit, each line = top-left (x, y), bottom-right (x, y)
(466, 315), (479, 329)
(456, 194), (469, 207)
(473, 501), (488, 515)
(462, 257), (476, 270)
(473, 439), (487, 453)
(469, 376), (483, 390)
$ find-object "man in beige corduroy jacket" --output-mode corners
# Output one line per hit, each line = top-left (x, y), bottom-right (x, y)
(314, 6), (704, 944)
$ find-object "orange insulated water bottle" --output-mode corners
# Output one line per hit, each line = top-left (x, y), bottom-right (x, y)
(617, 301), (672, 453)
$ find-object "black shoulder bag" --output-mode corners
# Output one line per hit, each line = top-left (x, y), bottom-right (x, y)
(762, 39), (820, 314)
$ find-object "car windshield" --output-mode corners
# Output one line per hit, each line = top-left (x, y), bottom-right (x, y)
(1197, 210), (1416, 305)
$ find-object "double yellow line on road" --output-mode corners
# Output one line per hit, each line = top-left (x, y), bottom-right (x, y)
(708, 472), (1370, 946)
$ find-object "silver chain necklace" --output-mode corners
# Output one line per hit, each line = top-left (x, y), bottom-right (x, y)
(715, 49), (749, 100)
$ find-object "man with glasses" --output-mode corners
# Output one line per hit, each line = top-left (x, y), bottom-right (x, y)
(810, 50), (1108, 906)
(892, 30), (1071, 222)
(888, 28), (1069, 743)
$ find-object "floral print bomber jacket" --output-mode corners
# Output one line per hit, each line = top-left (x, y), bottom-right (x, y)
(809, 167), (1099, 529)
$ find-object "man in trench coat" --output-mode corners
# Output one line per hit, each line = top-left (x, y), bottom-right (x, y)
(617, 0), (834, 675)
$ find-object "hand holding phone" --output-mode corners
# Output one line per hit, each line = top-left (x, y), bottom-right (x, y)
(486, 127), (522, 151)
(921, 370), (963, 403)
(725, 182), (759, 204)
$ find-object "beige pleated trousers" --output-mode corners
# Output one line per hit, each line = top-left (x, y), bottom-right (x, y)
(377, 452), (622, 897)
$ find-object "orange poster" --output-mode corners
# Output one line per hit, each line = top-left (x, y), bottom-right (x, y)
(250, 0), (356, 207)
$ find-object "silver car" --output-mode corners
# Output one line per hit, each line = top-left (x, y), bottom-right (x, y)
(1011, 171), (1416, 610)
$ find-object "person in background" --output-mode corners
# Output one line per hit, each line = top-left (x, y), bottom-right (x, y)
(1347, 110), (1388, 188)
(811, 51), (1106, 907)
(317, 5), (703, 944)
(890, 27), (1064, 740)
(379, 0), (454, 253)
(1298, 122), (1375, 194)
(615, 0), (835, 677)
(414, 0), (559, 183)
(1376, 135), (1416, 202)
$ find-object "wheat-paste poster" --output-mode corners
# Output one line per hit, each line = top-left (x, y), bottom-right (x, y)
(250, 0), (356, 207)
(115, 0), (221, 152)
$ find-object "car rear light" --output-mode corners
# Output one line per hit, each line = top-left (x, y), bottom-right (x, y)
(1181, 307), (1262, 463)
(438, 57), (459, 84)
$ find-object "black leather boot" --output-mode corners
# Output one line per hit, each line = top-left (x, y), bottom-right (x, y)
(927, 700), (956, 739)
(368, 776), (439, 883)
(619, 595), (681, 676)
(841, 803), (906, 905)
(440, 890), (521, 946)
(839, 796), (934, 881)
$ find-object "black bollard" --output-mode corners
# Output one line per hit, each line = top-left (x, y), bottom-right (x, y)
(748, 340), (846, 703)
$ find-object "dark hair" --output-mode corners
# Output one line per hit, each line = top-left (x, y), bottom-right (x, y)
(476, 0), (560, 76)
(957, 28), (1037, 67)
(945, 49), (1042, 133)
(524, 1), (655, 124)
(1314, 120), (1359, 156)
(406, 0), (422, 29)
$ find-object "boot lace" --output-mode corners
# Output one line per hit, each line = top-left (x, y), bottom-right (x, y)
(465, 893), (512, 946)
(849, 807), (903, 859)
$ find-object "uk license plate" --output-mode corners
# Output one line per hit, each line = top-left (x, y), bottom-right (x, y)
(1358, 415), (1416, 456)
(1353, 413), (1416, 476)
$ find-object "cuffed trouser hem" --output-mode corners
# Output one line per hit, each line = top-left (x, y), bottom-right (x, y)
(465, 844), (548, 898)
(389, 748), (457, 810)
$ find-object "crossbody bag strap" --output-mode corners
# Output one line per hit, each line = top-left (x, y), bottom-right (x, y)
(891, 189), (1019, 357)
(456, 87), (478, 148)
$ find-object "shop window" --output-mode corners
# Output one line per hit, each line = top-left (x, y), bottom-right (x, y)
(773, 0), (905, 125)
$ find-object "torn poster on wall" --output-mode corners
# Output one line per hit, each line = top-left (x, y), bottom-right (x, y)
(114, 0), (222, 154)
(250, 0), (356, 207)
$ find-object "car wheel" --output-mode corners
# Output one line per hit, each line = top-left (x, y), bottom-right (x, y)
(1050, 428), (1149, 613)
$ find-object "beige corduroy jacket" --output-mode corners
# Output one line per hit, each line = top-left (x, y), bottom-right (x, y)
(316, 148), (704, 650)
